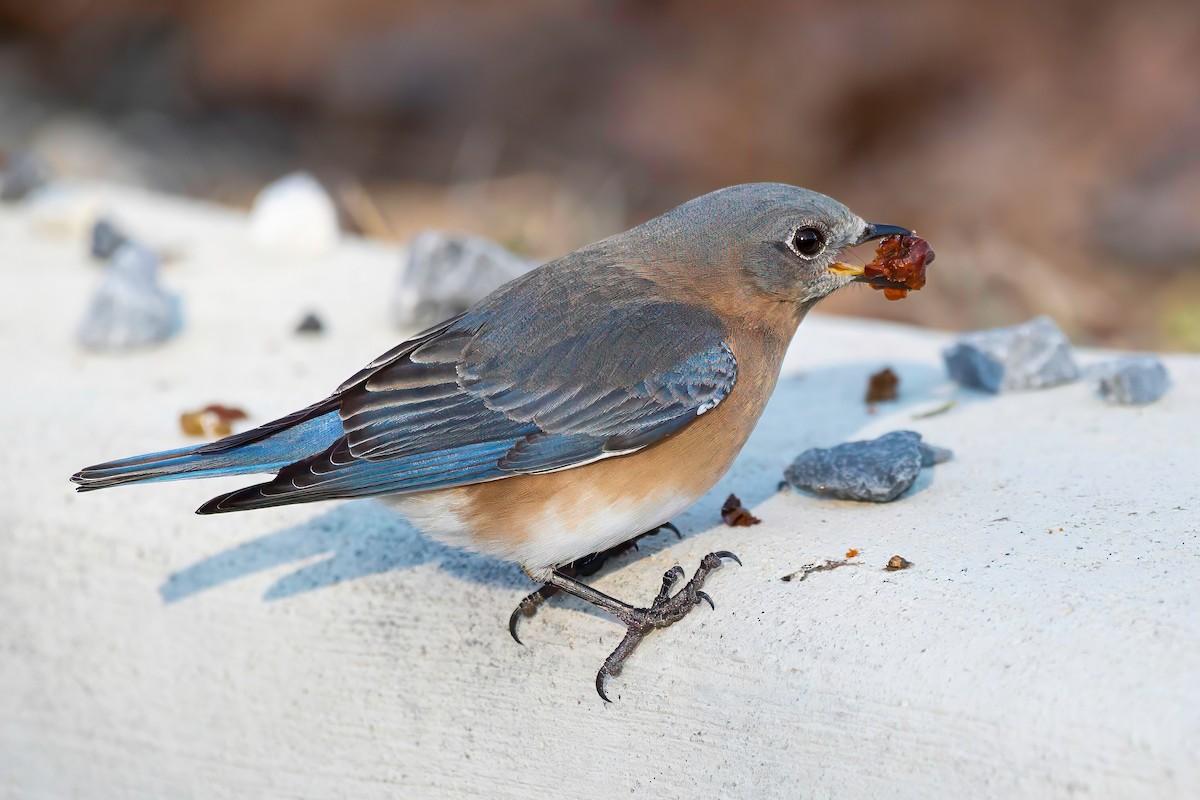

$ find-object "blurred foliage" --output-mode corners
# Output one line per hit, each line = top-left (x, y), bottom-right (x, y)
(1163, 276), (1200, 351)
(1, 0), (1198, 349)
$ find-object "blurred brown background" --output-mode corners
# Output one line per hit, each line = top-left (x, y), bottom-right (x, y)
(2, 0), (1199, 349)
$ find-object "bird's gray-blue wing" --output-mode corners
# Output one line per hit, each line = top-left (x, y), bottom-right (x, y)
(198, 300), (736, 513)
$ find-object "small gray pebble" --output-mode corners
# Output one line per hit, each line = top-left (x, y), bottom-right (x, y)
(90, 218), (128, 261)
(77, 243), (182, 351)
(785, 430), (948, 503)
(943, 315), (1079, 393)
(1089, 356), (1170, 405)
(295, 312), (325, 335)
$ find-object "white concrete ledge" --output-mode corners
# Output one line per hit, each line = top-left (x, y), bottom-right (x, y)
(2, 183), (1198, 798)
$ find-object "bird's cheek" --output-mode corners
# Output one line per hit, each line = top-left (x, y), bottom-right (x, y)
(801, 271), (850, 304)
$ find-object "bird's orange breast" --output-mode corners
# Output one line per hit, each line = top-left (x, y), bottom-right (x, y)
(391, 300), (800, 571)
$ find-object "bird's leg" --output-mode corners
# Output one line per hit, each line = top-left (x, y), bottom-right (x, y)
(508, 522), (683, 643)
(529, 550), (741, 702)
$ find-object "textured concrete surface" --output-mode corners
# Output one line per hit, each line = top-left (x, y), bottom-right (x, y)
(2, 183), (1198, 799)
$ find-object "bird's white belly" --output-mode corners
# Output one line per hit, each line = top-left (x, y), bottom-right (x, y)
(382, 487), (699, 571)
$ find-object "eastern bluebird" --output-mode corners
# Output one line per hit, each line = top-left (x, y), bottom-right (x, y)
(73, 183), (922, 699)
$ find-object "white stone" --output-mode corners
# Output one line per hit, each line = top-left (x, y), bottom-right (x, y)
(249, 171), (340, 258)
(1, 183), (1198, 798)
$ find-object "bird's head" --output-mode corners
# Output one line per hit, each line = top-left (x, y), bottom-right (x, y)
(655, 183), (927, 307)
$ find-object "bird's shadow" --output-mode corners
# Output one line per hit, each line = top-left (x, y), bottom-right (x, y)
(160, 359), (987, 605)
(159, 500), (529, 603)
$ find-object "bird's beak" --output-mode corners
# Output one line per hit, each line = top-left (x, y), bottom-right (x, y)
(855, 222), (913, 246)
(826, 222), (915, 283)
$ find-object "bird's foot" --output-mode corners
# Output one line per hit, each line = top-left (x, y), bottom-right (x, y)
(595, 550), (740, 702)
(508, 522), (683, 644)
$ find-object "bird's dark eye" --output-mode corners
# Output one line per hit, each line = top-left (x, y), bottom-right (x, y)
(789, 227), (825, 258)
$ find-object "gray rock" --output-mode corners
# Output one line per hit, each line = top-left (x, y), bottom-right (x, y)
(392, 231), (535, 329)
(1089, 356), (1171, 405)
(0, 151), (51, 202)
(77, 243), (182, 351)
(90, 218), (128, 261)
(943, 315), (1080, 393)
(918, 442), (954, 466)
(784, 430), (950, 503)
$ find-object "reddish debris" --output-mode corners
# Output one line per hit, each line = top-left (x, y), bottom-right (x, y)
(865, 367), (900, 404)
(863, 235), (935, 300)
(720, 494), (761, 527)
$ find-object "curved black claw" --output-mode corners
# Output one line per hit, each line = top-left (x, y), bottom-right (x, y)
(508, 585), (558, 645)
(508, 610), (521, 643)
(508, 607), (525, 645)
(712, 550), (742, 567)
(658, 521), (683, 540)
(596, 628), (642, 703)
(593, 550), (739, 701)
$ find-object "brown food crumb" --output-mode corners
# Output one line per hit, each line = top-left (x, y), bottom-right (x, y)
(886, 555), (912, 571)
(720, 494), (761, 527)
(864, 367), (900, 404)
(863, 235), (934, 301)
(845, 548), (859, 558)
(202, 404), (248, 422)
(180, 404), (248, 439)
(179, 412), (207, 437)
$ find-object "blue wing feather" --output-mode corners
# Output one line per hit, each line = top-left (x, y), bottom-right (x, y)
(76, 263), (739, 513)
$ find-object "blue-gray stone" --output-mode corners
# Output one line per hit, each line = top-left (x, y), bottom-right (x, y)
(785, 430), (950, 503)
(77, 243), (182, 351)
(1090, 356), (1171, 405)
(943, 315), (1079, 393)
(90, 217), (128, 261)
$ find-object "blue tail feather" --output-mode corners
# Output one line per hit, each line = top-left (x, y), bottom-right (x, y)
(71, 411), (343, 491)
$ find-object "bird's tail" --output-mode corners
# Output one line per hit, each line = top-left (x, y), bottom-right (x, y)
(71, 405), (343, 492)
